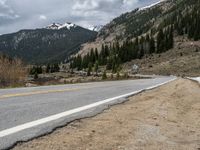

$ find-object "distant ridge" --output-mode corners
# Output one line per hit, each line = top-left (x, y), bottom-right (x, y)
(0, 22), (97, 64)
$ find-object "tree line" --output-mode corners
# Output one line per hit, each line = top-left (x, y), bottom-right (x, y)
(29, 64), (60, 79)
(158, 0), (200, 41)
(175, 3), (200, 41)
(70, 26), (174, 73)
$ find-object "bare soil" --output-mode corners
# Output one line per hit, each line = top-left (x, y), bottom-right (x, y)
(13, 79), (200, 150)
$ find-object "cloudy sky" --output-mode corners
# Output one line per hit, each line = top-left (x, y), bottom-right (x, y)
(0, 0), (159, 34)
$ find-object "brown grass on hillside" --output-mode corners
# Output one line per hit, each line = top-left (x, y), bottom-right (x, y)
(0, 55), (27, 87)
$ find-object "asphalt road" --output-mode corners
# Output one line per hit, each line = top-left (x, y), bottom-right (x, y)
(0, 76), (176, 149)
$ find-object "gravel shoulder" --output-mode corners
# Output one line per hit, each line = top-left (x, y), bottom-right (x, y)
(13, 78), (200, 150)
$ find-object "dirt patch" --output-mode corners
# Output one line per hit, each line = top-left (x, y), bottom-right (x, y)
(13, 79), (200, 150)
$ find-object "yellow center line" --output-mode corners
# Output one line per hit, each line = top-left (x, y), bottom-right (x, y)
(0, 88), (85, 99)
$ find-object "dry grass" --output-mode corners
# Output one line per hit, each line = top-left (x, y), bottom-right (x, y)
(0, 55), (27, 87)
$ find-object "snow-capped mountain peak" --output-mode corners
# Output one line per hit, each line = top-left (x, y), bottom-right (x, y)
(46, 23), (62, 30)
(46, 22), (76, 30)
(58, 22), (76, 30)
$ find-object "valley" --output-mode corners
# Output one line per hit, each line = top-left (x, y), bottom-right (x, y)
(0, 0), (199, 149)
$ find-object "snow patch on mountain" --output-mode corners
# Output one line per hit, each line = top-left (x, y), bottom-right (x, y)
(139, 0), (165, 11)
(46, 22), (76, 30)
(88, 25), (103, 32)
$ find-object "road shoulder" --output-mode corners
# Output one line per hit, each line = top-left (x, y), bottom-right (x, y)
(13, 78), (200, 150)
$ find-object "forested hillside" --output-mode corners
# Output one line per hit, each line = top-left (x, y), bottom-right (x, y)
(71, 0), (200, 73)
(0, 25), (97, 64)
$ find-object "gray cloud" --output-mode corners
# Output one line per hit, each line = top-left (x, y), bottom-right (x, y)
(0, 0), (159, 34)
(0, 0), (19, 25)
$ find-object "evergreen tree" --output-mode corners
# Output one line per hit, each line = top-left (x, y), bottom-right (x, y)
(94, 61), (99, 75)
(157, 29), (165, 53)
(34, 72), (38, 79)
(90, 48), (95, 63)
(87, 63), (92, 76)
(76, 55), (82, 70)
(46, 64), (50, 73)
(106, 57), (112, 70)
(95, 48), (99, 60)
(149, 37), (155, 54)
(169, 26), (174, 49)
(138, 36), (145, 59)
(53, 64), (60, 72)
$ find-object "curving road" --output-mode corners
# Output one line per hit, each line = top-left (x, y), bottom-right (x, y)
(0, 76), (176, 149)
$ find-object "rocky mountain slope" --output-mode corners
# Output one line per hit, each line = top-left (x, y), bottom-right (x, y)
(78, 0), (199, 55)
(70, 0), (200, 76)
(0, 23), (97, 64)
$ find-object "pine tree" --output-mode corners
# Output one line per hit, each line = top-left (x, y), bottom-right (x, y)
(46, 64), (50, 73)
(149, 37), (155, 54)
(144, 34), (150, 54)
(106, 57), (112, 70)
(87, 63), (92, 76)
(34, 72), (38, 79)
(94, 61), (99, 75)
(138, 37), (145, 59)
(76, 55), (82, 70)
(90, 48), (95, 63)
(169, 26), (174, 49)
(95, 48), (99, 60)
(53, 64), (60, 72)
(157, 29), (165, 53)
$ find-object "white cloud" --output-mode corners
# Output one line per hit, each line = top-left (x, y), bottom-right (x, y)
(72, 0), (99, 11)
(123, 0), (138, 5)
(39, 15), (47, 20)
(0, 0), (159, 34)
(123, 0), (138, 7)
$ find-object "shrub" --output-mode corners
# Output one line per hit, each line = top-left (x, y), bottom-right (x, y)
(110, 74), (114, 80)
(123, 72), (129, 79)
(34, 72), (38, 79)
(116, 72), (120, 80)
(102, 70), (107, 80)
(0, 55), (27, 87)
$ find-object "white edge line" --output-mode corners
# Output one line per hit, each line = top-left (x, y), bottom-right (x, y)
(0, 77), (177, 138)
(187, 77), (200, 84)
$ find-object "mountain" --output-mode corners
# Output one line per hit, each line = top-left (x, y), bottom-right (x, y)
(71, 0), (200, 75)
(78, 0), (199, 55)
(45, 22), (76, 30)
(0, 22), (97, 64)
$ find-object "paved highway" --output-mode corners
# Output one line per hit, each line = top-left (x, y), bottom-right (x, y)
(0, 76), (176, 149)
